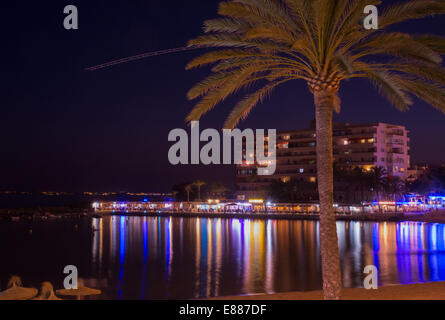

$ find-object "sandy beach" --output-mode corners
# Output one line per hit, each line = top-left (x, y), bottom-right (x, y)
(212, 281), (445, 300)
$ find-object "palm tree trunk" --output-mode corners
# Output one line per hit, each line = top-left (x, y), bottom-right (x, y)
(314, 90), (342, 300)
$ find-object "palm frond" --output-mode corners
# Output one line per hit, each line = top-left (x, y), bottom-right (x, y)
(186, 0), (445, 127)
(187, 72), (235, 100)
(203, 18), (252, 33)
(332, 53), (355, 75)
(360, 69), (413, 111)
(398, 78), (445, 113)
(413, 34), (445, 55)
(380, 0), (445, 28)
(352, 33), (442, 65)
(388, 63), (445, 86)
(243, 25), (295, 44)
(234, 0), (299, 32)
(186, 66), (260, 121)
(186, 49), (261, 70)
(224, 79), (290, 128)
(188, 33), (284, 51)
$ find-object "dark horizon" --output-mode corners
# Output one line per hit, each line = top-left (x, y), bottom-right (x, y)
(2, 1), (445, 193)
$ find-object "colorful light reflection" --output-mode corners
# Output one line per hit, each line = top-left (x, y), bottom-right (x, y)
(92, 217), (445, 299)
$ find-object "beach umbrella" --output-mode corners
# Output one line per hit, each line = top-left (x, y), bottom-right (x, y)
(56, 278), (101, 300)
(33, 281), (62, 300)
(0, 276), (37, 300)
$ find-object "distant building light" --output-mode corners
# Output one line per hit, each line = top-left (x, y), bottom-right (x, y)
(249, 199), (264, 204)
(281, 176), (290, 183)
(378, 201), (396, 205)
(236, 202), (252, 207)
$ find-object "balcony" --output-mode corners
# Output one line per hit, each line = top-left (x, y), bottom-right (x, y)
(389, 148), (404, 154)
(278, 151), (316, 157)
(333, 129), (376, 137)
(387, 129), (404, 136)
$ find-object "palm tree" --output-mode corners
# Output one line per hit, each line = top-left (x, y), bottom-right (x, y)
(209, 181), (230, 198)
(184, 184), (193, 202)
(193, 179), (206, 200)
(369, 166), (387, 201)
(384, 176), (406, 211)
(351, 167), (370, 203)
(186, 0), (445, 299)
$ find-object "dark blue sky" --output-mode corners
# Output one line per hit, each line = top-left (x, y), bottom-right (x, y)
(1, 1), (445, 192)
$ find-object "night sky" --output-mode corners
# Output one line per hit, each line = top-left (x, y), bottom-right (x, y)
(1, 1), (445, 193)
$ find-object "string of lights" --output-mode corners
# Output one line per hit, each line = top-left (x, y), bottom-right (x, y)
(85, 46), (200, 71)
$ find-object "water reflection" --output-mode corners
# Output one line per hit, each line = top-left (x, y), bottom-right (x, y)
(1, 217), (444, 299)
(86, 218), (445, 299)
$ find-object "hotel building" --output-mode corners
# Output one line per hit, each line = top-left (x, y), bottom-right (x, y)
(235, 121), (410, 200)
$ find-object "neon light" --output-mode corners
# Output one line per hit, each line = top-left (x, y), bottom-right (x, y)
(236, 203), (252, 207)
(378, 201), (396, 205)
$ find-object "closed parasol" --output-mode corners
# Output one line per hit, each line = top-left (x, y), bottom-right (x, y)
(0, 276), (38, 300)
(56, 278), (101, 300)
(33, 281), (62, 300)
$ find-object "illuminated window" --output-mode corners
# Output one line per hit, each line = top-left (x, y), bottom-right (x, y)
(299, 168), (304, 173)
(310, 177), (316, 183)
(368, 138), (375, 143)
(281, 176), (290, 183)
(343, 140), (349, 145)
(361, 139), (366, 143)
